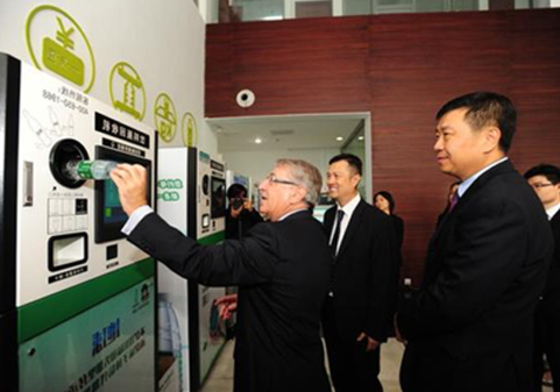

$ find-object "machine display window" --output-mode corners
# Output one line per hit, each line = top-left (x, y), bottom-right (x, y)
(95, 146), (151, 243)
(210, 177), (226, 219)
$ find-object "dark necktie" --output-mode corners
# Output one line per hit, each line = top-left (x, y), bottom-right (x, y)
(449, 190), (459, 212)
(330, 209), (345, 256)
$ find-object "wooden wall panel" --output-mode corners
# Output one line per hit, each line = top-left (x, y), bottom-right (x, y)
(510, 11), (560, 175)
(368, 11), (514, 282)
(206, 9), (560, 285)
(206, 16), (371, 117)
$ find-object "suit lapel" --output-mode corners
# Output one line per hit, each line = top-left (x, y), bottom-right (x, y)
(551, 209), (560, 225)
(324, 206), (336, 237)
(336, 200), (365, 260)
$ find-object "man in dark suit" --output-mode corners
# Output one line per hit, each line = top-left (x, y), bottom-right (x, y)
(525, 164), (560, 392)
(396, 92), (554, 392)
(322, 153), (398, 392)
(110, 159), (332, 392)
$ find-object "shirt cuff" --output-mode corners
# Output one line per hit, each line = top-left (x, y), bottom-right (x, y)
(121, 205), (154, 235)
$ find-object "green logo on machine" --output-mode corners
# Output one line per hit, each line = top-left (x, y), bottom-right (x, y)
(157, 178), (183, 202)
(109, 62), (146, 121)
(181, 112), (198, 147)
(158, 179), (184, 190)
(153, 93), (177, 143)
(26, 5), (96, 93)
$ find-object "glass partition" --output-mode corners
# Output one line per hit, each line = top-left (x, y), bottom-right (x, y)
(204, 0), (549, 23)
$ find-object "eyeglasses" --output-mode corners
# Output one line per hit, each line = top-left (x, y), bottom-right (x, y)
(266, 174), (298, 186)
(531, 183), (555, 189)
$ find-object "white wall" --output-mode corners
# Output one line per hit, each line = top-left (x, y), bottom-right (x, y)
(223, 148), (341, 190)
(0, 0), (217, 154)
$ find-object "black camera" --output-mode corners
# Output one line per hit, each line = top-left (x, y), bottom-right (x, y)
(231, 198), (244, 210)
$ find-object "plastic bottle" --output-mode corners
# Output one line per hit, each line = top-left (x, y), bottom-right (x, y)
(64, 160), (119, 181)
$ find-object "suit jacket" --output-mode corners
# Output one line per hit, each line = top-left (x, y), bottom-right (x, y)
(225, 207), (263, 240)
(541, 209), (560, 318)
(128, 210), (331, 392)
(323, 199), (399, 342)
(397, 160), (554, 391)
(391, 214), (405, 251)
(391, 214), (405, 267)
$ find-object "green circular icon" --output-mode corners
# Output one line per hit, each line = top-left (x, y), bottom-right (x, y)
(109, 62), (146, 121)
(181, 112), (199, 147)
(154, 93), (177, 143)
(26, 5), (96, 93)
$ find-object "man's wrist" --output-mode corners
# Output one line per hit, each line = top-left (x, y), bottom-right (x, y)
(122, 205), (153, 235)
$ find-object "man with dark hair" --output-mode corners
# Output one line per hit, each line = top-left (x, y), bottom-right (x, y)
(225, 183), (262, 240)
(110, 159), (332, 392)
(525, 164), (560, 392)
(396, 92), (553, 392)
(322, 153), (398, 392)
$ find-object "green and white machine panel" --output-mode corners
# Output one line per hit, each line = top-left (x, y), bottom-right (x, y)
(0, 53), (157, 391)
(16, 60), (156, 307)
(20, 277), (156, 392)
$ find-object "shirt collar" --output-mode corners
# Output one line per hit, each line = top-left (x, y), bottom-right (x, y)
(337, 193), (361, 218)
(546, 202), (560, 221)
(457, 157), (509, 198)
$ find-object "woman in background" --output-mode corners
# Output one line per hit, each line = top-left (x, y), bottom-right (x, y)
(374, 191), (404, 258)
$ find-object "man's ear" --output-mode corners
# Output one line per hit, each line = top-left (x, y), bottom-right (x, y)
(483, 126), (502, 153)
(352, 173), (361, 189)
(291, 186), (307, 205)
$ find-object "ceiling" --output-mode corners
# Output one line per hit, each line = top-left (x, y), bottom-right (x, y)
(208, 115), (363, 152)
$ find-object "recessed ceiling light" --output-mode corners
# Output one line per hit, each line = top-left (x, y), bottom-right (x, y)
(255, 138), (262, 144)
(336, 136), (344, 142)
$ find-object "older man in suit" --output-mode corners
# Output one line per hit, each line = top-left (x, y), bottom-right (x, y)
(525, 164), (560, 392)
(110, 159), (331, 392)
(396, 92), (554, 392)
(322, 153), (398, 392)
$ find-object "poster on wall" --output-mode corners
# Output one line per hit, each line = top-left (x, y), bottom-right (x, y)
(19, 278), (156, 392)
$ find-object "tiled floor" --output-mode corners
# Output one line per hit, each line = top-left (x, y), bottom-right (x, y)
(200, 339), (553, 392)
(200, 338), (405, 392)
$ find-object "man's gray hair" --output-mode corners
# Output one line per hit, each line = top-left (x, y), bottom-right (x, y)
(276, 159), (322, 207)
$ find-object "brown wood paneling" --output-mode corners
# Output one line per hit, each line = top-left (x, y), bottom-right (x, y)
(206, 16), (371, 117)
(368, 11), (514, 283)
(205, 9), (560, 285)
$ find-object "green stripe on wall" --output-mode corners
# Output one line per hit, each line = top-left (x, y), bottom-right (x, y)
(18, 258), (154, 343)
(198, 231), (225, 245)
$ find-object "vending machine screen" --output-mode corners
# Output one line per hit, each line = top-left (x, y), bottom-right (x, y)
(211, 177), (226, 219)
(95, 146), (151, 243)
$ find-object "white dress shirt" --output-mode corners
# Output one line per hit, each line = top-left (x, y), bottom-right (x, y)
(329, 193), (361, 255)
(121, 205), (153, 235)
(546, 202), (560, 221)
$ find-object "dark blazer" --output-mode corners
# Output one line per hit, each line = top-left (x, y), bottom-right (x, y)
(128, 210), (331, 392)
(397, 160), (554, 392)
(323, 199), (399, 342)
(542, 209), (560, 318)
(391, 214), (405, 252)
(225, 208), (263, 240)
(391, 214), (405, 267)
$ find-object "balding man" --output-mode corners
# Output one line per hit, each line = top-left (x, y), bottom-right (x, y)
(111, 159), (331, 392)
